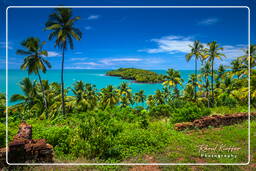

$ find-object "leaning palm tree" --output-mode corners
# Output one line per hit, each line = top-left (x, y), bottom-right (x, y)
(205, 41), (225, 106)
(10, 78), (39, 113)
(185, 40), (204, 100)
(16, 37), (51, 111)
(45, 8), (82, 115)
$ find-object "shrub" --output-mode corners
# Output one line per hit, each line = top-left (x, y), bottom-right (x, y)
(216, 94), (238, 107)
(110, 123), (171, 159)
(149, 104), (173, 118)
(0, 123), (5, 147)
(170, 105), (211, 123)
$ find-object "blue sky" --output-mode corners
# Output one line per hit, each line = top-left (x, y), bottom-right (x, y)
(0, 0), (254, 70)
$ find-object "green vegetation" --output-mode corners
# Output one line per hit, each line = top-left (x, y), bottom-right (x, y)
(106, 68), (165, 83)
(45, 8), (82, 115)
(1, 8), (256, 167)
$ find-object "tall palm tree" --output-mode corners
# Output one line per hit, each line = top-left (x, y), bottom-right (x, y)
(185, 40), (204, 100)
(206, 41), (225, 106)
(45, 8), (82, 115)
(135, 90), (146, 104)
(16, 37), (51, 111)
(187, 74), (201, 101)
(201, 61), (211, 107)
(163, 69), (183, 98)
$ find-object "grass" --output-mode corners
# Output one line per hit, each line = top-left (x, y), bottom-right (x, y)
(2, 107), (255, 171)
(9, 119), (255, 171)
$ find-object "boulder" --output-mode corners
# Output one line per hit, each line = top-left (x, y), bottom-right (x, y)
(0, 121), (53, 167)
(174, 112), (256, 131)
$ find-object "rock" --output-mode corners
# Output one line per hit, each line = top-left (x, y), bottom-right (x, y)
(0, 122), (53, 167)
(174, 112), (256, 131)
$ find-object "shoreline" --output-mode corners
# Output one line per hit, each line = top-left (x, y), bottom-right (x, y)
(105, 74), (163, 84)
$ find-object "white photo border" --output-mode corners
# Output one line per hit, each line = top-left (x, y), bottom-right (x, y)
(5, 6), (251, 166)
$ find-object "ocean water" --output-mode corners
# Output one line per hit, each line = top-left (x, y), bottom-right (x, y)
(0, 69), (194, 105)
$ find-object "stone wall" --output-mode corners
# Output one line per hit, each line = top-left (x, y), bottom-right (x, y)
(175, 112), (256, 131)
(0, 122), (53, 167)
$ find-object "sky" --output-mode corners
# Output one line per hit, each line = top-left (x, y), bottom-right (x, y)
(0, 0), (254, 70)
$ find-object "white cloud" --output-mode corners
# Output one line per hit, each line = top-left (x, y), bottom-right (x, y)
(47, 51), (61, 57)
(70, 57), (87, 61)
(100, 58), (142, 65)
(85, 26), (92, 30)
(198, 18), (219, 26)
(76, 62), (101, 66)
(216, 44), (246, 66)
(0, 41), (13, 49)
(87, 15), (99, 20)
(74, 52), (83, 55)
(139, 35), (194, 54)
(139, 35), (247, 68)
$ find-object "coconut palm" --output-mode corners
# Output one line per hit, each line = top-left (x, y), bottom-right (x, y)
(216, 64), (225, 88)
(146, 95), (155, 107)
(10, 78), (38, 112)
(100, 85), (119, 108)
(185, 40), (204, 100)
(153, 90), (165, 105)
(135, 90), (146, 104)
(84, 83), (98, 110)
(118, 82), (131, 96)
(45, 8), (82, 115)
(163, 69), (183, 98)
(243, 44), (256, 69)
(187, 74), (201, 100)
(201, 61), (211, 107)
(17, 37), (51, 111)
(205, 41), (225, 106)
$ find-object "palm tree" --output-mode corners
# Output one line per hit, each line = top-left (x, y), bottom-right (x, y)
(10, 78), (38, 112)
(100, 85), (119, 108)
(243, 44), (256, 69)
(17, 37), (51, 111)
(205, 41), (225, 106)
(201, 61), (211, 107)
(146, 95), (155, 107)
(45, 8), (82, 115)
(135, 90), (146, 104)
(163, 69), (183, 98)
(118, 82), (131, 96)
(153, 90), (165, 105)
(185, 40), (204, 100)
(216, 64), (225, 88)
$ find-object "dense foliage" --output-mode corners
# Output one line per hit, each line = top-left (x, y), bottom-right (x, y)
(106, 68), (165, 83)
(0, 8), (255, 164)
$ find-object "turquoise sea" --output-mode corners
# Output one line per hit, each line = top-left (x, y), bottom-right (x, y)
(0, 69), (194, 105)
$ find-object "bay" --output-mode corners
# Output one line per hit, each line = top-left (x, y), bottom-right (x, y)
(0, 69), (194, 105)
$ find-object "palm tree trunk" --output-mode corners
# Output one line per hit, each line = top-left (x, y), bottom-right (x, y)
(61, 48), (66, 115)
(37, 70), (48, 116)
(195, 57), (197, 101)
(211, 59), (214, 107)
(206, 76), (210, 108)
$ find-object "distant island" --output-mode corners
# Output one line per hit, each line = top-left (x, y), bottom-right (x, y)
(106, 68), (165, 83)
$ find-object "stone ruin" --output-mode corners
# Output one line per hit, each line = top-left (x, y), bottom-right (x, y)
(175, 112), (256, 131)
(0, 122), (53, 167)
